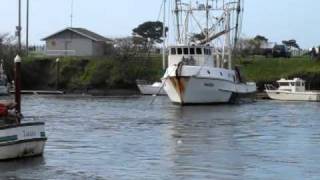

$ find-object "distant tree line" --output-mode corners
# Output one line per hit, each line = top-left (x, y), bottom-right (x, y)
(235, 35), (301, 58)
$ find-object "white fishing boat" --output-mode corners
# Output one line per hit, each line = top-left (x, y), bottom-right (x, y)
(137, 81), (166, 95)
(265, 78), (320, 101)
(0, 60), (9, 96)
(0, 122), (47, 160)
(0, 55), (47, 160)
(162, 0), (256, 105)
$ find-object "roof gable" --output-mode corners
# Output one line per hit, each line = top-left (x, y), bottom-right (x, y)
(42, 27), (112, 42)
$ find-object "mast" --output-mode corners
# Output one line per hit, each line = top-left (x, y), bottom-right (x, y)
(226, 10), (232, 70)
(174, 0), (181, 43)
(233, 0), (241, 51)
(206, 0), (209, 42)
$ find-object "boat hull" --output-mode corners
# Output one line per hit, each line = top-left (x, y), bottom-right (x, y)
(0, 122), (47, 160)
(164, 76), (250, 104)
(163, 66), (256, 105)
(266, 90), (320, 101)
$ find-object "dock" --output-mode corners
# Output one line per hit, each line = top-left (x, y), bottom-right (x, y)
(10, 90), (65, 95)
(256, 92), (270, 100)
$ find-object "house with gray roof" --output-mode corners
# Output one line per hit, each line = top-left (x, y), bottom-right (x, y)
(42, 27), (113, 57)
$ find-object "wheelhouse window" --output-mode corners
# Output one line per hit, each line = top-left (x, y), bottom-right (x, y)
(279, 82), (289, 86)
(208, 49), (212, 55)
(171, 48), (176, 55)
(177, 48), (182, 55)
(296, 82), (301, 86)
(183, 48), (189, 55)
(190, 48), (195, 55)
(196, 48), (202, 55)
(204, 49), (208, 55)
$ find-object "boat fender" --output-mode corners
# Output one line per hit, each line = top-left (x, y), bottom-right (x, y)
(0, 104), (8, 117)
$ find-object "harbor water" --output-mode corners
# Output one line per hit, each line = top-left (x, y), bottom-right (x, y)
(1, 95), (320, 179)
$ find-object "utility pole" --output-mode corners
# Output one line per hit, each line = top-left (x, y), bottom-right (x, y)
(17, 0), (22, 53)
(162, 0), (166, 70)
(26, 0), (29, 55)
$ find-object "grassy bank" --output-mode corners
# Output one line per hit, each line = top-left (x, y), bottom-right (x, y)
(11, 54), (163, 92)
(235, 56), (320, 91)
(4, 54), (320, 93)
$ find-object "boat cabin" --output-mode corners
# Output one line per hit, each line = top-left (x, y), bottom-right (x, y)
(277, 78), (306, 92)
(168, 45), (215, 67)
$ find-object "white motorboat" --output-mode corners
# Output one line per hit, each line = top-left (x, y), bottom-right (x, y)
(162, 0), (256, 105)
(137, 81), (166, 95)
(0, 55), (47, 160)
(265, 78), (320, 101)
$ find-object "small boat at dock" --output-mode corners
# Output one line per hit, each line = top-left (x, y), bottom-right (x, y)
(0, 55), (47, 160)
(136, 80), (166, 96)
(265, 78), (320, 101)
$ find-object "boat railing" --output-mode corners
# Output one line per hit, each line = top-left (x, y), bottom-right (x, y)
(265, 84), (277, 90)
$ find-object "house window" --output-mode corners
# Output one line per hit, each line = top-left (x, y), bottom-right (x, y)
(51, 40), (56, 46)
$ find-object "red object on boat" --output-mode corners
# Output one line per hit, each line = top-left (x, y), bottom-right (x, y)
(0, 104), (8, 117)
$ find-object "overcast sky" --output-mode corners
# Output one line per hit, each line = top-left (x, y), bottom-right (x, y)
(0, 0), (318, 48)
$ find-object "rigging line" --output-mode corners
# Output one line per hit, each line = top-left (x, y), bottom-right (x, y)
(157, 0), (165, 21)
(149, 67), (177, 105)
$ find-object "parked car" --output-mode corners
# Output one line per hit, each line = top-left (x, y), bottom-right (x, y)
(272, 45), (291, 58)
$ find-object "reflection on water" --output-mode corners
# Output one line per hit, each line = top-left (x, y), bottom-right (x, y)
(0, 95), (320, 179)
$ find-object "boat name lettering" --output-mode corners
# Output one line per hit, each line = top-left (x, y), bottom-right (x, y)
(23, 130), (37, 137)
(204, 83), (214, 87)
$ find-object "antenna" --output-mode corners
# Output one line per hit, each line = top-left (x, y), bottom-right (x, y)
(70, 0), (74, 27)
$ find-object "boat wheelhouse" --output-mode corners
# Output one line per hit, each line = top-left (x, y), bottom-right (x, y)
(168, 45), (214, 67)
